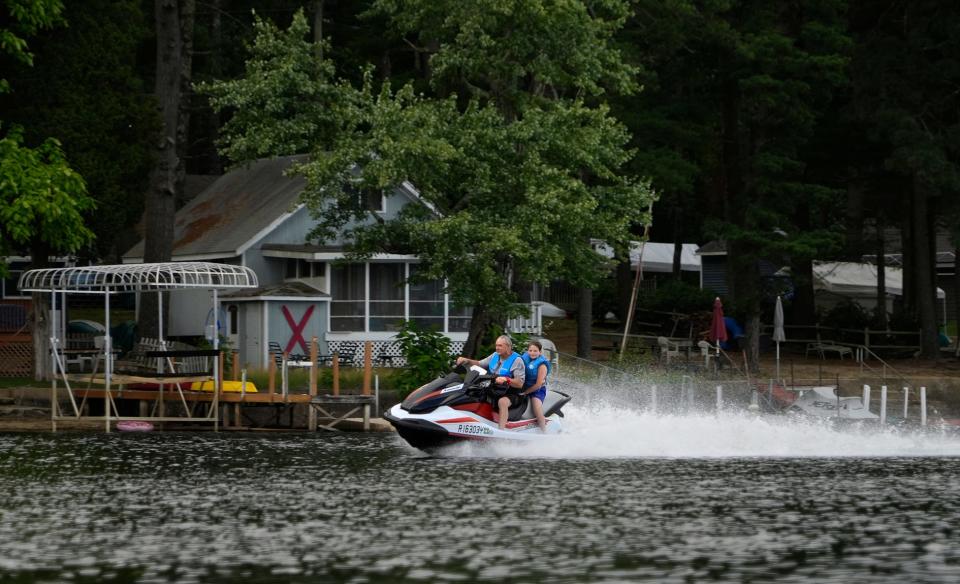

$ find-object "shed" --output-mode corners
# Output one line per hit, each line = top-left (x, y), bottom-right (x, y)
(221, 281), (330, 369)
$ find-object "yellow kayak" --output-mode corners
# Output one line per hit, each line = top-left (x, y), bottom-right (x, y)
(190, 380), (259, 393)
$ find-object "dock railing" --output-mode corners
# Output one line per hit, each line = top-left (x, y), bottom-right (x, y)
(762, 323), (922, 355)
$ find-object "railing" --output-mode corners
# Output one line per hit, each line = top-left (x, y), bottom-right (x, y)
(853, 345), (912, 387)
(0, 304), (27, 332)
(762, 323), (921, 354)
(506, 303), (542, 335)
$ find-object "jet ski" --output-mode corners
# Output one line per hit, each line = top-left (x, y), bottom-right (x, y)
(384, 364), (571, 451)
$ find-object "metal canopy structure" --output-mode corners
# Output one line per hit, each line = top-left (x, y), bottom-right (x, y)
(19, 262), (258, 293)
(18, 262), (259, 432)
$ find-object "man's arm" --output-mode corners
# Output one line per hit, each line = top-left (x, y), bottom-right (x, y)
(503, 358), (525, 389)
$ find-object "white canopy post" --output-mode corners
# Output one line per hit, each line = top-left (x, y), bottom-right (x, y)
(212, 287), (220, 431)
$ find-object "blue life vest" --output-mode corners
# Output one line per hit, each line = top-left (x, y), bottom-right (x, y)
(488, 352), (521, 378)
(521, 353), (551, 389)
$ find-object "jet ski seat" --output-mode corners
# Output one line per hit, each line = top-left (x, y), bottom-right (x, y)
(508, 389), (572, 421)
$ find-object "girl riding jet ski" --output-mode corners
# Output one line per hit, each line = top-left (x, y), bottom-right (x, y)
(384, 364), (571, 451)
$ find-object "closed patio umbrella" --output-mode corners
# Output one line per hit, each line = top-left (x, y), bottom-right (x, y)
(709, 298), (728, 367)
(773, 295), (786, 382)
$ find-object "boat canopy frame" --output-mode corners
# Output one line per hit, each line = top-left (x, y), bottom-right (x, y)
(17, 262), (259, 432)
(19, 261), (258, 294)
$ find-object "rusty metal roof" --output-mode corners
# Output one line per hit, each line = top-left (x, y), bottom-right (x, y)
(221, 281), (329, 301)
(124, 155), (308, 261)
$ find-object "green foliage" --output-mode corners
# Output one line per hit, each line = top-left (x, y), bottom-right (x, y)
(206, 3), (656, 337)
(368, 0), (640, 107)
(1, 0), (156, 259)
(198, 9), (353, 163)
(0, 0), (65, 92)
(0, 126), (94, 268)
(393, 320), (454, 396)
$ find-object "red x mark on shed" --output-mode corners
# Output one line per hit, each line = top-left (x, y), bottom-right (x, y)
(281, 305), (314, 354)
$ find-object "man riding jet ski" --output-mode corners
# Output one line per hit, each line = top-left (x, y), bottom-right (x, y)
(384, 364), (571, 451)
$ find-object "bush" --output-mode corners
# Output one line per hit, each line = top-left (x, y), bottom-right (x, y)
(394, 320), (455, 397)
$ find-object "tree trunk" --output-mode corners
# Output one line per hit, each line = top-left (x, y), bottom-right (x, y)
(672, 205), (683, 279)
(615, 256), (632, 322)
(791, 257), (816, 325)
(845, 182), (865, 260)
(900, 205), (914, 321)
(728, 242), (761, 373)
(29, 240), (53, 381)
(876, 224), (887, 329)
(954, 243), (959, 355)
(463, 305), (494, 358)
(577, 286), (592, 359)
(313, 0), (324, 60)
(911, 177), (939, 358)
(141, 0), (195, 339)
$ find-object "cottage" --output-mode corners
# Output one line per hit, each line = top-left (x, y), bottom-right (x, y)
(123, 156), (480, 369)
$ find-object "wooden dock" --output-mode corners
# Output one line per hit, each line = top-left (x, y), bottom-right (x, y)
(46, 337), (388, 433)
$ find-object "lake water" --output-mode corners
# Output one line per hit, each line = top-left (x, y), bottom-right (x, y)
(3, 401), (960, 583)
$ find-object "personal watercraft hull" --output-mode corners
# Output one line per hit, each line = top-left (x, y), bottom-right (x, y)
(384, 403), (562, 451)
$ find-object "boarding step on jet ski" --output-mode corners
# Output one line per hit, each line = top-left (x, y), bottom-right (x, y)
(384, 365), (571, 451)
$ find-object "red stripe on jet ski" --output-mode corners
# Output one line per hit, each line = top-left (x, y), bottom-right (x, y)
(414, 390), (443, 403)
(435, 417), (477, 424)
(453, 403), (493, 417)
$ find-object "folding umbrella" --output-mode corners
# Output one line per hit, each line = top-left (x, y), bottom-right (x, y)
(773, 295), (786, 382)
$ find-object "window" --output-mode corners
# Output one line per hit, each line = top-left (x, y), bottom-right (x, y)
(327, 261), (473, 333)
(369, 263), (404, 331)
(285, 259), (326, 289)
(346, 181), (385, 213)
(330, 264), (365, 331)
(409, 265), (444, 331)
(1, 263), (27, 299)
(227, 305), (239, 335)
(364, 189), (385, 213)
(448, 305), (473, 332)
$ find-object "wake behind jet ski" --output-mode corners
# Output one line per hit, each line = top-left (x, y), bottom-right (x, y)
(384, 365), (571, 451)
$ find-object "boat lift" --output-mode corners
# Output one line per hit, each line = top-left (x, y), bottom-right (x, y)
(18, 262), (258, 432)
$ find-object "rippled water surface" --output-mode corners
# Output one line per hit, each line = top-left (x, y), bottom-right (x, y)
(3, 410), (960, 583)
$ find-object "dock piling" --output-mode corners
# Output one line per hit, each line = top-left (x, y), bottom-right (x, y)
(920, 386), (927, 426)
(880, 385), (887, 425)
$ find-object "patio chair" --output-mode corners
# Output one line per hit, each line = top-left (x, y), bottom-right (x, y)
(697, 340), (716, 369)
(657, 336), (681, 365)
(805, 337), (852, 360)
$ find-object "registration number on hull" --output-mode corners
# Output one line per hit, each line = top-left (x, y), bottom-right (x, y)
(454, 423), (494, 436)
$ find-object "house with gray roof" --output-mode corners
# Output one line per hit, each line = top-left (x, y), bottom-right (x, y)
(123, 155), (473, 369)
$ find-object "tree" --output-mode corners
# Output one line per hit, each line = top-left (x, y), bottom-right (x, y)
(849, 0), (960, 358)
(1, 0), (157, 261)
(0, 0), (64, 93)
(693, 0), (850, 371)
(205, 4), (655, 355)
(1, 0), (96, 380)
(0, 129), (93, 267)
(0, 127), (94, 378)
(141, 0), (196, 339)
